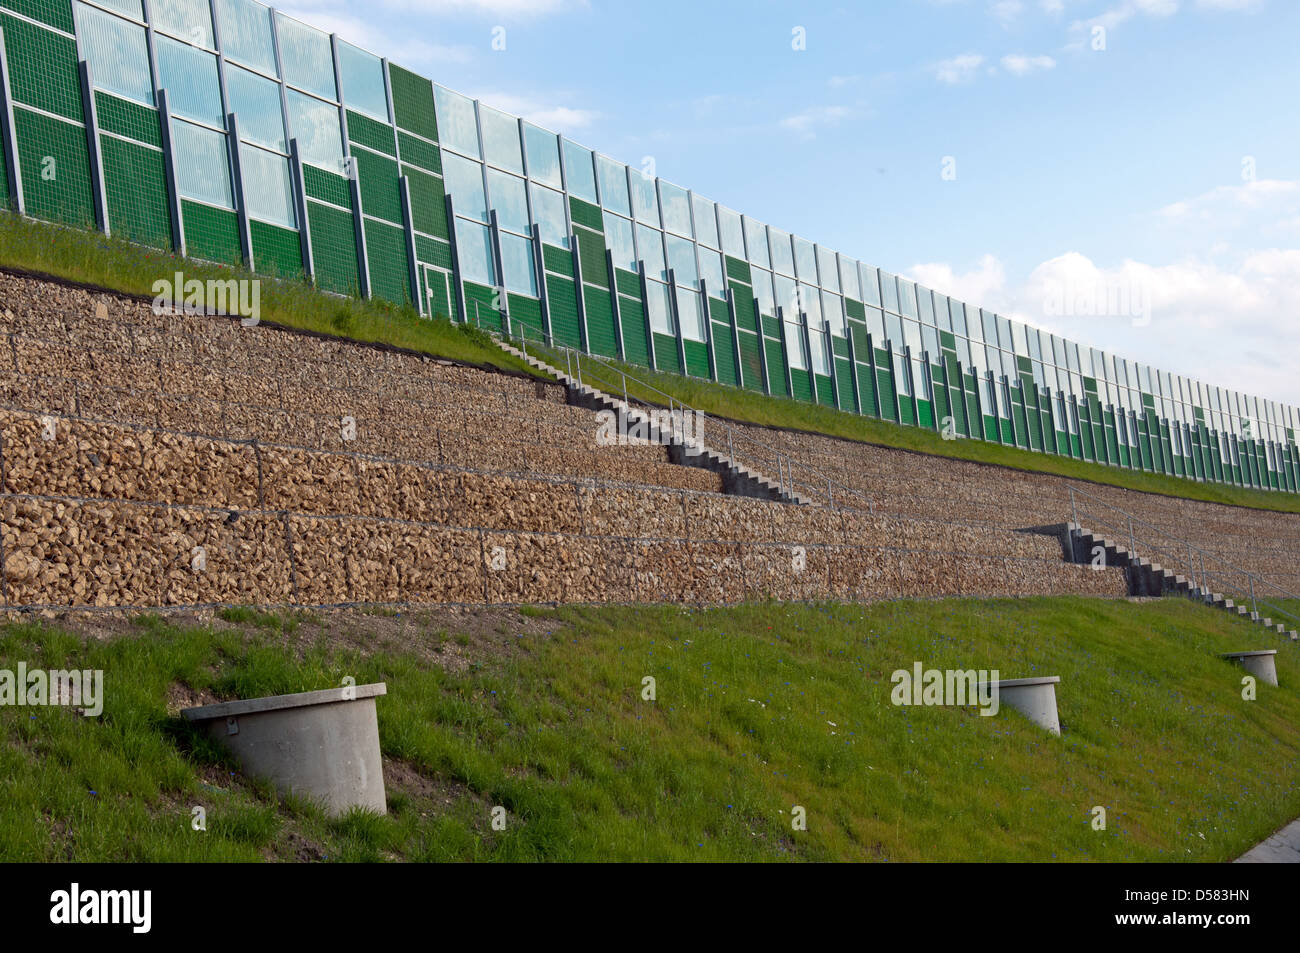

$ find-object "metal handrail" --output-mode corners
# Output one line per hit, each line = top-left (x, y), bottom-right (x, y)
(492, 308), (874, 513)
(1067, 482), (1300, 629)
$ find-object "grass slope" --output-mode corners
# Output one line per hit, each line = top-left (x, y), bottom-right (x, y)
(1, 597), (1296, 862)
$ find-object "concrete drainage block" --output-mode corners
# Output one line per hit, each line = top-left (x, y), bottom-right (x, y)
(1221, 650), (1279, 687)
(981, 676), (1062, 735)
(183, 683), (388, 816)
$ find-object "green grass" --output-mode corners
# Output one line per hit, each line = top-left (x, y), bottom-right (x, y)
(519, 334), (1300, 516)
(2, 597), (1297, 861)
(2, 211), (1296, 515)
(0, 214), (538, 379)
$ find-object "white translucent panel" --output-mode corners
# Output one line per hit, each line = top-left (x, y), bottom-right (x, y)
(215, 0), (277, 75)
(595, 155), (628, 215)
(801, 283), (822, 332)
(698, 248), (724, 298)
(561, 139), (596, 202)
(150, 0), (214, 48)
(455, 219), (495, 286)
(864, 306), (885, 344)
(522, 123), (561, 187)
(717, 206), (744, 258)
(480, 105), (522, 173)
(286, 90), (343, 173)
(793, 237), (817, 282)
(769, 228), (794, 275)
(635, 224), (665, 281)
(913, 358), (931, 400)
(935, 293), (952, 330)
(743, 218), (769, 268)
(172, 119), (231, 207)
(646, 281), (673, 334)
(239, 143), (294, 227)
(898, 279), (919, 319)
(808, 322), (830, 374)
(443, 152), (487, 222)
(628, 169), (657, 224)
(95, 0), (142, 17)
(816, 246), (839, 292)
(1013, 320), (1030, 356)
(227, 65), (284, 151)
(276, 14), (335, 100)
(693, 195), (718, 248)
(530, 183), (568, 248)
(78, 3), (153, 106)
(921, 322), (939, 358)
(860, 264), (881, 307)
(603, 213), (636, 272)
(784, 318), (806, 370)
(157, 34), (223, 126)
(840, 258), (860, 300)
(337, 41), (388, 121)
(665, 233), (697, 287)
(884, 310), (903, 347)
(677, 287), (705, 343)
(435, 86), (479, 158)
(773, 274), (797, 318)
(487, 168), (528, 234)
(752, 269), (775, 316)
(500, 232), (537, 296)
(893, 351), (911, 396)
(917, 287), (934, 324)
(660, 180), (691, 237)
(879, 271), (899, 313)
(822, 291), (844, 336)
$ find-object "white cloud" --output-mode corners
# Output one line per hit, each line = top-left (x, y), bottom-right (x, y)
(934, 53), (986, 85)
(467, 91), (600, 133)
(990, 0), (1024, 23)
(779, 105), (854, 138)
(1000, 53), (1057, 74)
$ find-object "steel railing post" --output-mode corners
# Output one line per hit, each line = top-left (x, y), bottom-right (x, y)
(1250, 576), (1257, 616)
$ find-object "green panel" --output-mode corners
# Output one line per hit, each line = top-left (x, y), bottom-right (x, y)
(398, 132), (440, 174)
(415, 234), (451, 270)
(615, 268), (640, 298)
(814, 373), (835, 407)
(403, 164), (447, 238)
(100, 134), (170, 248)
(388, 64), (438, 142)
(844, 298), (865, 321)
(943, 357), (965, 434)
(877, 366), (898, 423)
(95, 92), (160, 147)
(308, 200), (361, 295)
(354, 148), (401, 224)
(302, 164), (352, 208)
(929, 364), (948, 425)
(575, 227), (608, 288)
(899, 399), (916, 428)
(546, 275), (581, 348)
(543, 243), (573, 277)
(713, 322), (739, 387)
(654, 332), (681, 374)
(14, 108), (91, 225)
(183, 200), (241, 264)
(507, 293), (542, 340)
(724, 256), (751, 284)
(619, 295), (649, 367)
(760, 314), (780, 338)
(3, 14), (79, 119)
(425, 268), (451, 320)
(250, 219), (302, 278)
(347, 111), (396, 156)
(464, 281), (504, 331)
(999, 418), (1014, 444)
(738, 328), (764, 392)
(0, 127), (7, 206)
(1, 0), (72, 32)
(583, 284), (618, 358)
(364, 218), (412, 305)
(732, 285), (757, 333)
(765, 338), (788, 397)
(684, 339), (709, 379)
(917, 399), (934, 429)
(568, 196), (602, 231)
(791, 371), (813, 404)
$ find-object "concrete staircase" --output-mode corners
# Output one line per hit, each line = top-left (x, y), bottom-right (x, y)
(1061, 522), (1299, 642)
(495, 339), (816, 507)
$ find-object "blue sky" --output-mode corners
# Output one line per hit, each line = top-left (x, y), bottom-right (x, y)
(279, 0), (1300, 407)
